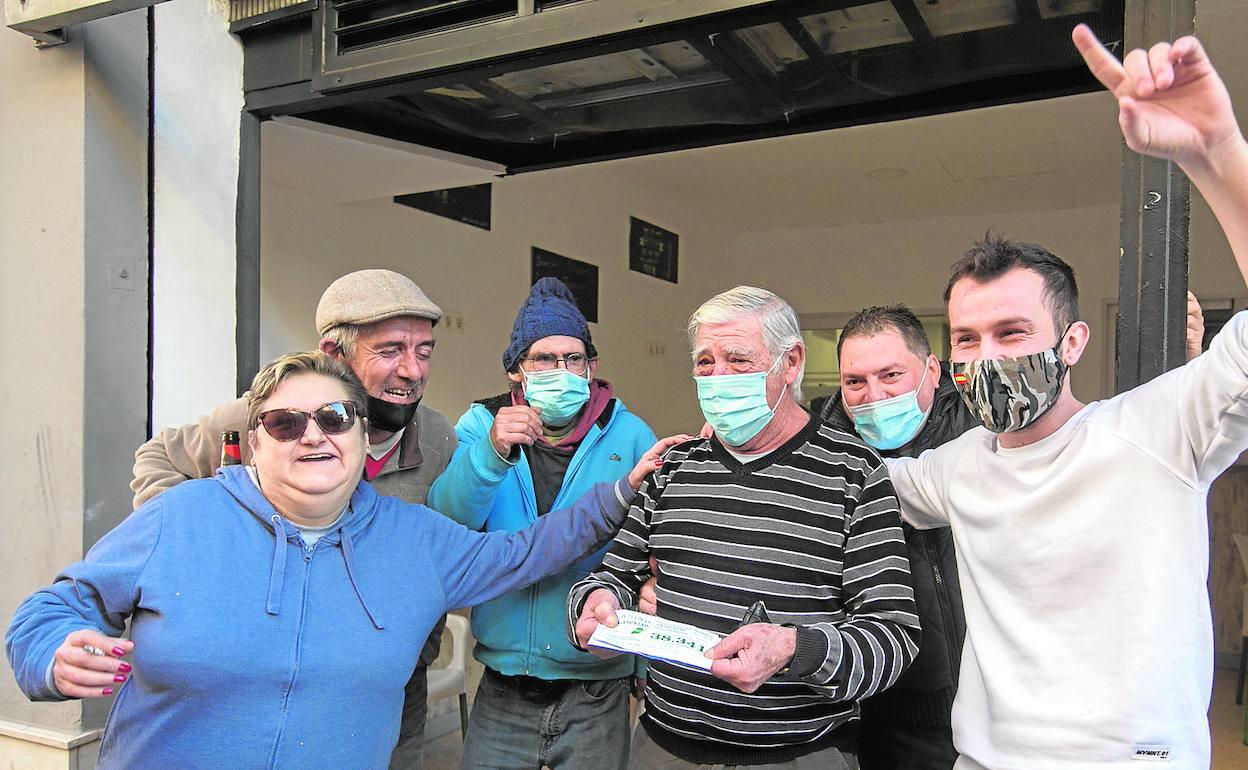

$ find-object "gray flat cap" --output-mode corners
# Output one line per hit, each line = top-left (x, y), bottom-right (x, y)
(315, 269), (443, 335)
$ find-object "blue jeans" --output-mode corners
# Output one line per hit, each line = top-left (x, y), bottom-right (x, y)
(458, 670), (631, 770)
(389, 665), (428, 770)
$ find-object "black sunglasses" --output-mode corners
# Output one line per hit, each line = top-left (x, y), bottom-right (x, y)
(257, 401), (359, 442)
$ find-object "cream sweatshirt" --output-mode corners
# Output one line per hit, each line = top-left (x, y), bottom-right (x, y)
(888, 311), (1248, 770)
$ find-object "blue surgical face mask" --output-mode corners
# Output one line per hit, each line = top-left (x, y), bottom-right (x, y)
(845, 363), (932, 451)
(522, 368), (590, 427)
(694, 357), (784, 447)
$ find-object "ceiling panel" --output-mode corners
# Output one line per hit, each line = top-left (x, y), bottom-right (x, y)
(272, 0), (1123, 170)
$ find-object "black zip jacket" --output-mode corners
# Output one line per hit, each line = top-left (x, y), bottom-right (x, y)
(813, 366), (974, 727)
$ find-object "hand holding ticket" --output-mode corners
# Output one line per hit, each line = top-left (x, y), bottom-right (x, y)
(587, 610), (722, 671)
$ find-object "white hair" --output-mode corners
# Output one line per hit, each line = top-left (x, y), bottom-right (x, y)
(687, 286), (805, 402)
(321, 322), (360, 360)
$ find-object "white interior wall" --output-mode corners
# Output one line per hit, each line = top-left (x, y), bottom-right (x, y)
(723, 188), (1248, 404)
(259, 161), (1127, 437)
(676, 192), (1245, 406)
(723, 206), (1123, 400)
(260, 96), (1248, 439)
(254, 187), (1143, 439)
(260, 170), (734, 437)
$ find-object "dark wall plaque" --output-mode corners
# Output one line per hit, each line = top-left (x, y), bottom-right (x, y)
(394, 183), (492, 230)
(531, 247), (598, 323)
(629, 216), (678, 284)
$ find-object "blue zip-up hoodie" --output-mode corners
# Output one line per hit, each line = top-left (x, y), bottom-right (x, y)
(428, 395), (655, 680)
(6, 466), (633, 770)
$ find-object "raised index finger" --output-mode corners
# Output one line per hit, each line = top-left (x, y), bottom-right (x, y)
(1072, 23), (1125, 92)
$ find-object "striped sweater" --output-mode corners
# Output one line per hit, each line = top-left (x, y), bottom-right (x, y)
(567, 415), (919, 764)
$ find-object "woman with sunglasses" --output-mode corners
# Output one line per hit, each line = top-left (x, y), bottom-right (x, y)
(6, 351), (684, 770)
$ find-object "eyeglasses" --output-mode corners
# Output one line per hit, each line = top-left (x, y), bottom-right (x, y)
(520, 352), (591, 375)
(257, 401), (359, 442)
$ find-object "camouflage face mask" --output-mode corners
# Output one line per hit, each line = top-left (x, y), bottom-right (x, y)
(950, 338), (1069, 434)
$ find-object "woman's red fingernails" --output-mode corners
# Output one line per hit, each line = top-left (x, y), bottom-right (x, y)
(114, 674), (127, 683)
(112, 647), (126, 656)
(102, 688), (113, 696)
(118, 663), (132, 673)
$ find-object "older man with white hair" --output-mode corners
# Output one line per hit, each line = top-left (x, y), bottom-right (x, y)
(568, 286), (919, 769)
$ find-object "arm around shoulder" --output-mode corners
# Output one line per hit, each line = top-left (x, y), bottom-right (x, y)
(131, 397), (249, 509)
(793, 462), (920, 701)
(429, 478), (634, 611)
(885, 449), (954, 530)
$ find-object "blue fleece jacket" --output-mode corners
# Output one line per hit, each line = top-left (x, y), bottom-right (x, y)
(428, 398), (655, 680)
(6, 466), (633, 770)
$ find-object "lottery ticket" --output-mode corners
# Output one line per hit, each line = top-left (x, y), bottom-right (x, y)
(587, 609), (722, 671)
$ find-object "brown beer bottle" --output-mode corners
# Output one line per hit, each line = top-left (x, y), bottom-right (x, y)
(220, 431), (242, 467)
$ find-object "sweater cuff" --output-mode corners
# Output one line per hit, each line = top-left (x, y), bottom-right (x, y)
(614, 477), (637, 510)
(787, 626), (830, 679)
(28, 639), (70, 702)
(44, 660), (61, 698)
(493, 442), (520, 467)
(469, 433), (516, 481)
(567, 583), (632, 651)
(567, 584), (598, 650)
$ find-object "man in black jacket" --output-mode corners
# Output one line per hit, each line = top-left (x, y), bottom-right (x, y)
(811, 304), (974, 770)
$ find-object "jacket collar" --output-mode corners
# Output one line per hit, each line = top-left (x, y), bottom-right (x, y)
(819, 363), (962, 453)
(394, 407), (424, 471)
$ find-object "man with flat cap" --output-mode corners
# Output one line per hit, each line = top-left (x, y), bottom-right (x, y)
(131, 268), (456, 770)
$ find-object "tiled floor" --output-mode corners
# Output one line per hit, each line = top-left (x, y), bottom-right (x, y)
(1212, 668), (1248, 769)
(424, 668), (1248, 769)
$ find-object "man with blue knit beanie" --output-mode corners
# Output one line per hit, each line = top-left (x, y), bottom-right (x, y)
(429, 277), (656, 770)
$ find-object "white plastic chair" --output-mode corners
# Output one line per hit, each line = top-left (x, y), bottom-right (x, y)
(427, 613), (471, 739)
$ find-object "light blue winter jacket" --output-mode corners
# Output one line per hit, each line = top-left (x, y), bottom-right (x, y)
(6, 466), (633, 770)
(428, 396), (655, 680)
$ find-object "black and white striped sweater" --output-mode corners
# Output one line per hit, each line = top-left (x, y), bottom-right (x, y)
(568, 415), (920, 765)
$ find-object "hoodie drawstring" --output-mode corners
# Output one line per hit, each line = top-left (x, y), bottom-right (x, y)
(261, 504), (380, 629)
(266, 513), (286, 616)
(340, 528), (384, 630)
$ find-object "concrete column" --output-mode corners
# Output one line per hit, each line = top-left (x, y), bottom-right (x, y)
(0, 8), (149, 767)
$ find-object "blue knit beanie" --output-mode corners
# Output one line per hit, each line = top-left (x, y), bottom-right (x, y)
(503, 277), (595, 371)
